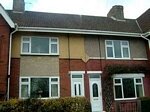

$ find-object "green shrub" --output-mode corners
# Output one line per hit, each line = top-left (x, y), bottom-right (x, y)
(0, 97), (91, 112)
(139, 97), (150, 112)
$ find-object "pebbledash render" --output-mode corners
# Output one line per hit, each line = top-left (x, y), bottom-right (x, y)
(0, 0), (150, 111)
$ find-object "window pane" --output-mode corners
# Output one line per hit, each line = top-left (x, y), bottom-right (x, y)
(51, 78), (58, 82)
(92, 83), (98, 97)
(31, 78), (49, 98)
(107, 47), (113, 57)
(123, 48), (129, 58)
(123, 78), (135, 98)
(51, 38), (57, 43)
(115, 86), (122, 98)
(51, 44), (57, 53)
(21, 85), (28, 97)
(23, 37), (30, 41)
(115, 79), (121, 84)
(31, 38), (49, 53)
(136, 85), (143, 97)
(136, 79), (142, 83)
(114, 40), (121, 58)
(22, 43), (29, 53)
(122, 41), (128, 45)
(106, 41), (112, 45)
(21, 78), (28, 82)
(51, 84), (58, 97)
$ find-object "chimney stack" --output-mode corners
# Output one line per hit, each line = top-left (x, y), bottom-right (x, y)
(13, 0), (25, 13)
(107, 5), (124, 20)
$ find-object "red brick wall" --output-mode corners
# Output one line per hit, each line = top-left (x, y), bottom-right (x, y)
(60, 58), (150, 111)
(0, 15), (10, 99)
(143, 74), (150, 97)
(10, 58), (20, 98)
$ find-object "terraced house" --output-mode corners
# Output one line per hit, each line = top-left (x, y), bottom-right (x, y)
(0, 0), (150, 111)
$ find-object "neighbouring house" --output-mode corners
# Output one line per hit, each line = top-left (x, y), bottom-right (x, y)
(0, 4), (14, 100)
(0, 0), (150, 111)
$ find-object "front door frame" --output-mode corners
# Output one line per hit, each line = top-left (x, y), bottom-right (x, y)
(88, 71), (103, 112)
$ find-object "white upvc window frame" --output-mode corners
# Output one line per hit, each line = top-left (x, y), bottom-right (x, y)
(112, 73), (145, 100)
(105, 40), (130, 59)
(20, 76), (60, 99)
(70, 71), (85, 97)
(21, 36), (59, 55)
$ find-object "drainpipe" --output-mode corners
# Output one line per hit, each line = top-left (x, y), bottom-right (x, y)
(7, 23), (18, 100)
(140, 34), (150, 61)
(140, 34), (150, 48)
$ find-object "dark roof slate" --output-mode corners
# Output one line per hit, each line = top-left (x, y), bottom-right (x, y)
(7, 10), (141, 33)
(137, 9), (150, 32)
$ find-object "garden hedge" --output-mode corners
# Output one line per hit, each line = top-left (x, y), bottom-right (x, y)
(0, 97), (91, 112)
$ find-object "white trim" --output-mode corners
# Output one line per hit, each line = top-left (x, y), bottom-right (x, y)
(18, 27), (142, 37)
(0, 5), (14, 28)
(89, 57), (105, 59)
(112, 73), (145, 78)
(87, 71), (103, 74)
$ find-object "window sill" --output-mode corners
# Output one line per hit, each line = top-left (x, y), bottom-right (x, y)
(115, 98), (138, 101)
(106, 58), (131, 60)
(20, 97), (59, 99)
(20, 53), (59, 56)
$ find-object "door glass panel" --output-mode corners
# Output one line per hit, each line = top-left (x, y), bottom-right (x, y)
(92, 83), (98, 97)
(79, 84), (81, 95)
(74, 84), (77, 96)
(90, 74), (100, 78)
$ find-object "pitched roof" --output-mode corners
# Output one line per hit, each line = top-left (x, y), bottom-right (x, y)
(7, 10), (141, 33)
(137, 9), (150, 32)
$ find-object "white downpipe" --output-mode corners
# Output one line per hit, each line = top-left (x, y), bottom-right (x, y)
(7, 24), (18, 100)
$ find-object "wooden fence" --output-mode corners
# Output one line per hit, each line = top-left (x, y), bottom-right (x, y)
(115, 100), (141, 112)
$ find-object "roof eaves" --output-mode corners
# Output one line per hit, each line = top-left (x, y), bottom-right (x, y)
(18, 26), (142, 37)
(0, 4), (15, 28)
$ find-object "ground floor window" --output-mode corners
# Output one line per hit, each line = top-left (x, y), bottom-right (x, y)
(20, 77), (59, 99)
(113, 74), (144, 100)
(70, 71), (85, 97)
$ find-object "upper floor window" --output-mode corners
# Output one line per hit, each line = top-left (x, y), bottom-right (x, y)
(21, 36), (59, 55)
(105, 40), (130, 59)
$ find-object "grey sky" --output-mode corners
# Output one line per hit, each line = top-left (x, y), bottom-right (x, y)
(0, 0), (150, 19)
